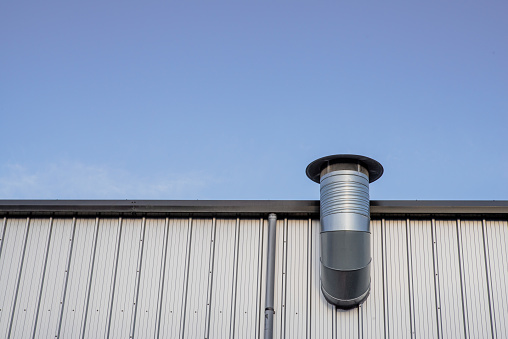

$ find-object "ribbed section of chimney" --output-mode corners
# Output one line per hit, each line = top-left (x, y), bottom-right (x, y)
(306, 154), (383, 309)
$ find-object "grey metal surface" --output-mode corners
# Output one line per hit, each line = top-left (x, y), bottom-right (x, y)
(434, 220), (466, 338)
(0, 218), (29, 339)
(2, 199), (508, 217)
(133, 218), (167, 339)
(308, 155), (381, 309)
(459, 220), (493, 338)
(485, 220), (508, 338)
(82, 218), (122, 339)
(361, 219), (385, 338)
(8, 218), (52, 339)
(58, 218), (97, 338)
(0, 214), (507, 338)
(158, 218), (192, 338)
(320, 170), (371, 232)
(208, 218), (237, 338)
(383, 219), (412, 337)
(232, 218), (266, 338)
(320, 231), (370, 270)
(283, 219), (311, 338)
(264, 213), (277, 339)
(33, 218), (75, 339)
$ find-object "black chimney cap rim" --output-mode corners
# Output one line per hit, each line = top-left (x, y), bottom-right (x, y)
(306, 154), (384, 183)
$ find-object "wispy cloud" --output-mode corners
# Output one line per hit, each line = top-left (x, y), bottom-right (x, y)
(0, 162), (217, 199)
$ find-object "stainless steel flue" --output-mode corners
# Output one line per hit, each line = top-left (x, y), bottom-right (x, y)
(306, 154), (383, 309)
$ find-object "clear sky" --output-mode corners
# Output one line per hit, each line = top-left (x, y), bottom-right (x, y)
(1, 1), (507, 201)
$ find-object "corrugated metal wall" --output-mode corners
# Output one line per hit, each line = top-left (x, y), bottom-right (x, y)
(0, 216), (506, 338)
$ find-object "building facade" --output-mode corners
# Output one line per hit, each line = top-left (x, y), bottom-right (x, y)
(0, 200), (507, 338)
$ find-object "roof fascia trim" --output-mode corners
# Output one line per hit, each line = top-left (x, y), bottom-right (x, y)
(0, 200), (507, 216)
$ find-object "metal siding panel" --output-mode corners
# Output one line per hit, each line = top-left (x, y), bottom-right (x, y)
(0, 218), (29, 338)
(273, 219), (287, 339)
(485, 221), (508, 338)
(460, 220), (492, 339)
(132, 218), (167, 339)
(183, 218), (214, 339)
(337, 308), (360, 339)
(108, 218), (145, 338)
(284, 219), (309, 338)
(431, 219), (443, 339)
(208, 219), (236, 338)
(0, 218), (5, 253)
(228, 218), (240, 339)
(158, 218), (191, 338)
(309, 219), (334, 339)
(1, 212), (504, 339)
(384, 219), (411, 338)
(305, 219), (312, 339)
(0, 217), (5, 263)
(435, 220), (465, 338)
(256, 219), (268, 339)
(362, 220), (385, 339)
(33, 218), (75, 338)
(82, 218), (122, 339)
(59, 218), (98, 338)
(409, 220), (438, 338)
(9, 218), (52, 339)
(233, 219), (264, 338)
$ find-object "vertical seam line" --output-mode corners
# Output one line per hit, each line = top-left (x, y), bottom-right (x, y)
(56, 217), (78, 338)
(204, 218), (217, 339)
(229, 218), (240, 339)
(179, 217), (193, 339)
(32, 217), (55, 339)
(482, 219), (496, 339)
(0, 217), (7, 262)
(7, 217), (31, 339)
(406, 219), (415, 339)
(80, 217), (100, 339)
(456, 219), (468, 339)
(256, 218), (265, 339)
(106, 218), (124, 339)
(430, 219), (443, 339)
(155, 217), (170, 339)
(358, 305), (363, 339)
(130, 217), (147, 339)
(307, 218), (311, 339)
(381, 219), (388, 339)
(281, 218), (288, 339)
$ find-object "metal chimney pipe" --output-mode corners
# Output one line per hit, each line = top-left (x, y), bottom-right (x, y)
(306, 154), (383, 309)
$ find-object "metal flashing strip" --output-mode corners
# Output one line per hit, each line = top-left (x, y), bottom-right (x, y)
(0, 200), (507, 217)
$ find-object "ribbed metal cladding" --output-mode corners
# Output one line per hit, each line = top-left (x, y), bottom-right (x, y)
(307, 154), (383, 310)
(320, 170), (370, 232)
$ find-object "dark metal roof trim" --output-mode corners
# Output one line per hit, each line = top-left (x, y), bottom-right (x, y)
(0, 200), (319, 214)
(0, 200), (507, 217)
(371, 200), (508, 214)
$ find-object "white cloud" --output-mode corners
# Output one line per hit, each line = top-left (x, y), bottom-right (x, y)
(0, 162), (216, 199)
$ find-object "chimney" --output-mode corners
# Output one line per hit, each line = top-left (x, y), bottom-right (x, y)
(306, 154), (383, 309)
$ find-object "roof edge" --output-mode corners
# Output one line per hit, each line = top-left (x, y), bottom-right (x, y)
(0, 200), (507, 216)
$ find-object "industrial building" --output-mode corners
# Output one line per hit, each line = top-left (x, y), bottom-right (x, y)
(0, 155), (507, 338)
(1, 200), (507, 338)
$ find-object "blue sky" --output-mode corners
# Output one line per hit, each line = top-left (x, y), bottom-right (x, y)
(1, 1), (507, 200)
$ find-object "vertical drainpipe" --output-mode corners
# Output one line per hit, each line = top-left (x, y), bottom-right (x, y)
(264, 213), (277, 339)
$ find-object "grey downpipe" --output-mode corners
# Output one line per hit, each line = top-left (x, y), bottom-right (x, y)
(264, 213), (277, 339)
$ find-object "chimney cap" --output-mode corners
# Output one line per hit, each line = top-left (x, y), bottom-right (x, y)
(306, 154), (383, 184)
